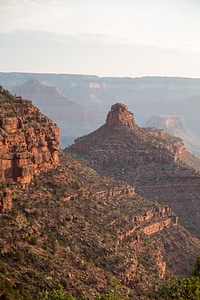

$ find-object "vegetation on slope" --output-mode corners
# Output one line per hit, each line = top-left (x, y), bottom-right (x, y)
(0, 144), (199, 298)
(154, 255), (200, 300)
(0, 150), (185, 299)
(0, 88), (200, 299)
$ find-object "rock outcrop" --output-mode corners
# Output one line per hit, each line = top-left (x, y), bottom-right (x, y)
(145, 115), (200, 156)
(106, 103), (135, 128)
(0, 86), (60, 186)
(67, 103), (200, 240)
(72, 103), (179, 164)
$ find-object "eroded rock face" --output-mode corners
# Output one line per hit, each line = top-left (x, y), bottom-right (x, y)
(72, 103), (177, 165)
(71, 103), (198, 173)
(67, 103), (200, 240)
(106, 103), (134, 128)
(0, 87), (60, 185)
(143, 127), (186, 158)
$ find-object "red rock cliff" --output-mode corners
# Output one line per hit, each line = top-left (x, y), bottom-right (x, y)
(106, 103), (134, 128)
(0, 87), (60, 185)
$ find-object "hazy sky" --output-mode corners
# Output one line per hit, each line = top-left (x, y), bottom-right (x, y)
(1, 0), (200, 78)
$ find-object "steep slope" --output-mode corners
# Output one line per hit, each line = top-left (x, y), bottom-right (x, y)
(145, 115), (200, 156)
(1, 150), (200, 300)
(67, 103), (200, 239)
(0, 90), (200, 299)
(0, 86), (59, 186)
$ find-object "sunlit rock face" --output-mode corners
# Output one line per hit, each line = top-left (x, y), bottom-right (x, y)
(106, 103), (135, 128)
(0, 87), (60, 185)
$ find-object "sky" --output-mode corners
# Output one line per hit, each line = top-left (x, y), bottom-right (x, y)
(1, 0), (200, 78)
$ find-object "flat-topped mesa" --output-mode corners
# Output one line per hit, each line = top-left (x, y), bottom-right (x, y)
(106, 103), (134, 128)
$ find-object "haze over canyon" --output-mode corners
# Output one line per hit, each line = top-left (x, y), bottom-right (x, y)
(1, 72), (200, 155)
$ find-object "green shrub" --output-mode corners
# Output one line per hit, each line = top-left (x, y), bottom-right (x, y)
(39, 284), (76, 300)
(29, 236), (38, 245)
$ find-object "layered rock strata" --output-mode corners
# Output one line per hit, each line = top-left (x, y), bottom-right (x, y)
(67, 103), (200, 239)
(72, 103), (180, 164)
(0, 87), (60, 185)
(106, 103), (135, 128)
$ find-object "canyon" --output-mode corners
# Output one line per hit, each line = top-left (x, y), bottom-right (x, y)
(1, 72), (200, 153)
(1, 89), (200, 298)
(2, 147), (200, 299)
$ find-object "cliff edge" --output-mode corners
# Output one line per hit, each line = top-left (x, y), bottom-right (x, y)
(0, 86), (60, 186)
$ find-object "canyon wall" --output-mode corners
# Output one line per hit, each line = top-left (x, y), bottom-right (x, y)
(0, 87), (60, 186)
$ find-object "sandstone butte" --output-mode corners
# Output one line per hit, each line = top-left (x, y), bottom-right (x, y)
(67, 102), (200, 239)
(0, 86), (60, 213)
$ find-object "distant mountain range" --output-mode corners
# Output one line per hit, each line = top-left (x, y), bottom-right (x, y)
(1, 72), (200, 150)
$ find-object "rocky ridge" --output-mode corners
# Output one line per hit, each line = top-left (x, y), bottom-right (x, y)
(67, 103), (200, 239)
(12, 78), (86, 148)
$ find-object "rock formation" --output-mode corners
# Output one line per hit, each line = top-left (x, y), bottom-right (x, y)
(67, 103), (200, 240)
(72, 103), (179, 163)
(0, 86), (60, 186)
(145, 115), (200, 156)
(1, 86), (200, 299)
(106, 103), (135, 128)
